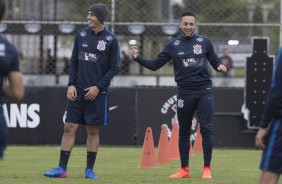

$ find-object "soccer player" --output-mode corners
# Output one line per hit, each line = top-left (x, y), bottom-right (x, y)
(255, 47), (282, 184)
(0, 0), (25, 161)
(44, 3), (120, 179)
(130, 11), (226, 179)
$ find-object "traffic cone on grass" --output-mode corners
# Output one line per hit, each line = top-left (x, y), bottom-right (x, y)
(157, 125), (172, 164)
(138, 127), (157, 168)
(169, 122), (180, 159)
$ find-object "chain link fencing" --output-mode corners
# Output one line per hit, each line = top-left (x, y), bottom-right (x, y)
(2, 0), (280, 87)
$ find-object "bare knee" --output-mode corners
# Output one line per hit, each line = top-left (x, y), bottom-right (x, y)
(86, 125), (100, 136)
(259, 171), (280, 184)
(64, 123), (78, 135)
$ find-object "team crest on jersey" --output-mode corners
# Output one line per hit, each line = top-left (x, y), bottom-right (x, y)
(80, 31), (87, 37)
(193, 44), (202, 54)
(97, 40), (107, 51)
(173, 40), (181, 45)
(106, 35), (113, 41)
(196, 37), (204, 42)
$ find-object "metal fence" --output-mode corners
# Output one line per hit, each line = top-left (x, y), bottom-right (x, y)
(2, 0), (281, 87)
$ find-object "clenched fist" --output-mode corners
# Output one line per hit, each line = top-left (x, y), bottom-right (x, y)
(129, 46), (138, 59)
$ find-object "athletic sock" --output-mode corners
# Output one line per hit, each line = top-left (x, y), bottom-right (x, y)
(86, 151), (97, 170)
(59, 150), (71, 170)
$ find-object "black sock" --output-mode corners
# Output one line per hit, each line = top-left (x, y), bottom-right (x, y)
(86, 152), (97, 170)
(59, 150), (71, 170)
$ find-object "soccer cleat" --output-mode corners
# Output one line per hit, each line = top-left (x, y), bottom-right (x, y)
(85, 168), (98, 179)
(43, 166), (67, 178)
(202, 166), (212, 179)
(169, 168), (190, 178)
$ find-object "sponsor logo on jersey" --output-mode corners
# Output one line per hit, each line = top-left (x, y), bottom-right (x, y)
(78, 51), (97, 62)
(84, 52), (97, 61)
(178, 51), (184, 55)
(80, 31), (87, 37)
(193, 44), (202, 54)
(97, 40), (107, 51)
(82, 43), (88, 47)
(182, 58), (197, 67)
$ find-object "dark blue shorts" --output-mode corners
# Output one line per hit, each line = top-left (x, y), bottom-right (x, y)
(260, 118), (282, 174)
(64, 91), (109, 126)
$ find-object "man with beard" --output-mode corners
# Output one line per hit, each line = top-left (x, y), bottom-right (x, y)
(130, 11), (226, 179)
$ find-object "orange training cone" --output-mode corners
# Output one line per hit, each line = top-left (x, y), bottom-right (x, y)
(138, 127), (157, 168)
(194, 123), (203, 152)
(169, 122), (180, 159)
(157, 125), (172, 164)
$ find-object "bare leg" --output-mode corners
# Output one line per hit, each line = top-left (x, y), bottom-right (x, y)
(85, 125), (100, 172)
(61, 123), (79, 151)
(86, 125), (100, 152)
(259, 171), (280, 184)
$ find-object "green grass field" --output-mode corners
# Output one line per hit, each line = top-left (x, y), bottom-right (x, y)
(0, 146), (280, 184)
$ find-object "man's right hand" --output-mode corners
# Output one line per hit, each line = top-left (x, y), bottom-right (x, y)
(67, 85), (77, 101)
(129, 46), (138, 59)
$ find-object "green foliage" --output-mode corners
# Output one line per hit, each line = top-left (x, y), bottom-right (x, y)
(181, 0), (280, 23)
(0, 146), (264, 184)
(183, 0), (246, 23)
(55, 0), (281, 23)
(57, 0), (159, 22)
(115, 0), (159, 22)
(57, 0), (112, 21)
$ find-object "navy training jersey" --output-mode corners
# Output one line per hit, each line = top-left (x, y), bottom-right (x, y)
(0, 35), (20, 102)
(260, 47), (282, 128)
(68, 27), (120, 92)
(135, 34), (222, 95)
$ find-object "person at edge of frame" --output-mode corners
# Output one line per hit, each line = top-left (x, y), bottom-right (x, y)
(256, 46), (282, 184)
(0, 0), (25, 163)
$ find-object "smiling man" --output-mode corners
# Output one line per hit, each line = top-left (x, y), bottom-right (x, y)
(130, 11), (226, 179)
(44, 3), (120, 179)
